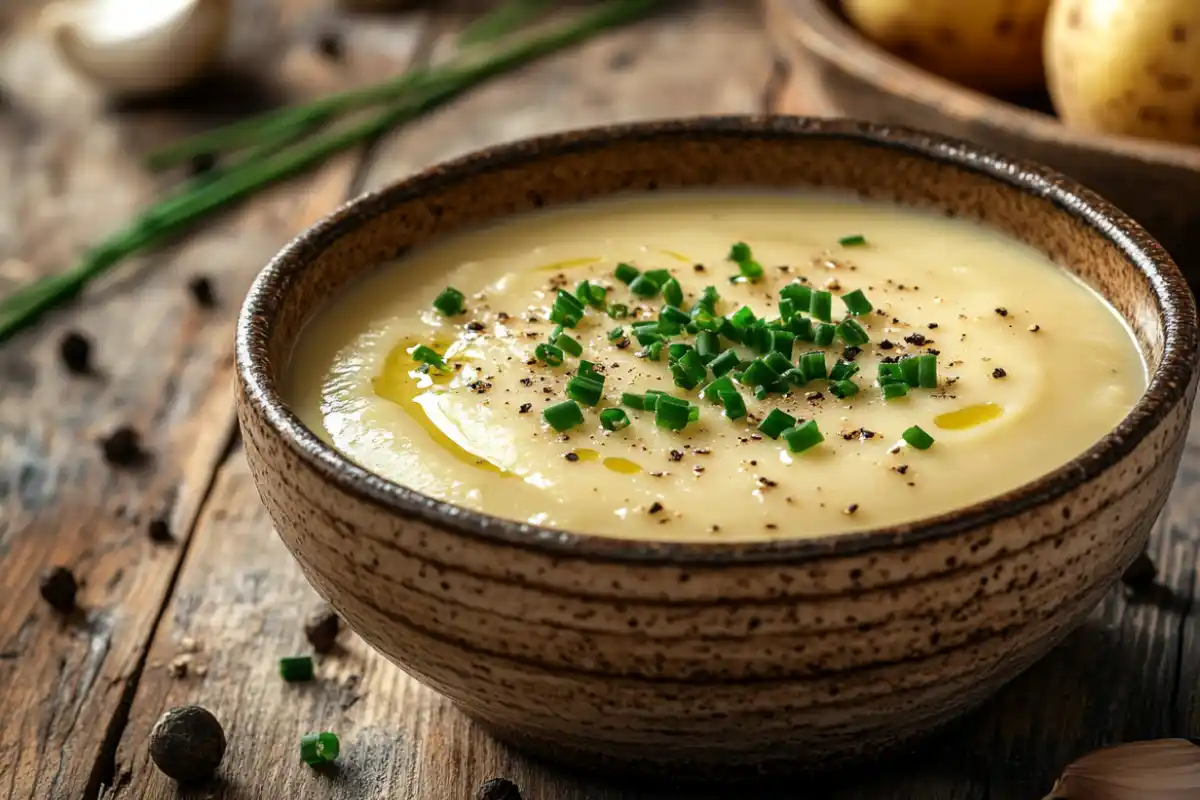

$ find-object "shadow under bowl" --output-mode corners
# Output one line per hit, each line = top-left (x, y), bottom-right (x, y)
(234, 116), (1198, 780)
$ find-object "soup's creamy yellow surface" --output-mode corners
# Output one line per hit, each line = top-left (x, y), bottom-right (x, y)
(287, 194), (1146, 542)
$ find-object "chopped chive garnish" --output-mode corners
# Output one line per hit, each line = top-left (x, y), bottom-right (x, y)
(543, 399), (584, 431)
(688, 404), (700, 422)
(658, 318), (682, 337)
(655, 394), (691, 430)
(600, 408), (630, 431)
(692, 310), (721, 332)
(747, 324), (773, 354)
(662, 278), (684, 308)
(608, 326), (625, 341)
(780, 282), (813, 308)
(772, 330), (795, 359)
(577, 360), (603, 381)
(667, 342), (693, 361)
(763, 350), (794, 376)
(702, 375), (735, 403)
(566, 375), (603, 406)
(829, 359), (859, 381)
(554, 334), (583, 357)
(576, 280), (594, 306)
(643, 268), (672, 288)
(728, 241), (764, 281)
(777, 298), (796, 323)
(788, 316), (815, 341)
(814, 323), (836, 346)
(697, 285), (720, 311)
(300, 732), (340, 766)
(730, 306), (757, 329)
(835, 318), (870, 347)
(758, 408), (797, 439)
(709, 349), (740, 378)
(841, 289), (873, 315)
(801, 351), (827, 382)
(534, 343), (564, 366)
(629, 274), (659, 297)
(614, 263), (639, 284)
(782, 420), (823, 453)
(754, 385), (771, 401)
(670, 363), (698, 390)
(810, 290), (833, 322)
(549, 290), (584, 327)
(621, 392), (645, 410)
(280, 656), (314, 682)
(838, 234), (867, 247)
(783, 367), (807, 385)
(741, 358), (780, 388)
(647, 340), (664, 361)
(882, 382), (909, 400)
(879, 362), (904, 383)
(719, 317), (744, 344)
(900, 355), (922, 387)
(607, 303), (629, 319)
(917, 353), (938, 389)
(410, 344), (446, 369)
(581, 281), (606, 309)
(634, 328), (662, 347)
(717, 388), (746, 420)
(677, 349), (708, 384)
(550, 323), (564, 341)
(902, 425), (935, 450)
(643, 389), (665, 411)
(661, 305), (691, 326)
(829, 379), (859, 399)
(433, 286), (465, 316)
(696, 330), (722, 362)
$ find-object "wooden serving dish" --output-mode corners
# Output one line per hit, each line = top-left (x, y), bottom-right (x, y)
(765, 0), (1200, 274)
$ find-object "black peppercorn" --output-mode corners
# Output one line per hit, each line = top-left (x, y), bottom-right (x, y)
(189, 152), (217, 177)
(187, 276), (217, 309)
(316, 30), (344, 61)
(304, 606), (341, 654)
(59, 331), (92, 374)
(477, 778), (522, 800)
(149, 705), (226, 784)
(147, 516), (174, 543)
(99, 425), (146, 467)
(39, 566), (78, 612)
(1121, 550), (1157, 589)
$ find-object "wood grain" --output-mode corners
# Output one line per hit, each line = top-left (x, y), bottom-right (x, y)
(0, 3), (431, 797)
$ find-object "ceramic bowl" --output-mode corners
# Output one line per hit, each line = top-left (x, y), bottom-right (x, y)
(235, 116), (1199, 779)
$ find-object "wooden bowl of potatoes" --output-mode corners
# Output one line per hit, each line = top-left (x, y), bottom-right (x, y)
(766, 0), (1200, 274)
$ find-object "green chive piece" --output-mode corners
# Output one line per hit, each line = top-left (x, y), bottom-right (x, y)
(576, 280), (594, 306)
(667, 342), (693, 361)
(661, 305), (691, 326)
(900, 355), (922, 387)
(810, 290), (833, 322)
(741, 358), (780, 388)
(534, 343), (564, 366)
(643, 389), (665, 411)
(549, 291), (584, 328)
(917, 353), (938, 389)
(575, 280), (605, 310)
(608, 326), (625, 341)
(578, 360), (602, 380)
(801, 351), (827, 382)
(783, 367), (807, 386)
(647, 341), (664, 361)
(754, 385), (770, 401)
(554, 334), (583, 357)
(643, 268), (672, 288)
(433, 286), (465, 316)
(695, 331), (722, 362)
(835, 318), (870, 347)
(692, 309), (721, 332)
(838, 234), (868, 247)
(763, 351), (794, 376)
(730, 306), (757, 329)
(717, 388), (746, 420)
(621, 392), (645, 411)
(697, 285), (720, 311)
(777, 297), (796, 323)
(655, 394), (690, 430)
(780, 282), (814, 308)
(719, 317), (744, 344)
(410, 344), (446, 369)
(677, 349), (708, 384)
(670, 362), (700, 390)
(566, 375), (603, 406)
(758, 409), (797, 439)
(543, 400), (584, 431)
(879, 362), (904, 383)
(829, 359), (860, 381)
(614, 262), (639, 284)
(814, 323), (836, 346)
(607, 303), (629, 319)
(629, 274), (659, 297)
(300, 732), (340, 766)
(841, 288), (873, 315)
(688, 404), (700, 422)
(903, 425), (935, 450)
(662, 278), (684, 308)
(634, 328), (662, 347)
(600, 408), (630, 431)
(709, 349), (740, 378)
(702, 375), (735, 404)
(280, 656), (314, 682)
(830, 379), (859, 399)
(782, 420), (823, 453)
(728, 241), (764, 281)
(788, 316), (815, 342)
(882, 382), (909, 401)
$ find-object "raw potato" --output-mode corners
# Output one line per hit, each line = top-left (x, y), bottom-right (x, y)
(842, 0), (1053, 93)
(1045, 0), (1200, 146)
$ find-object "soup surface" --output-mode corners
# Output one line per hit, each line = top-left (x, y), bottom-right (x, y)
(287, 194), (1146, 542)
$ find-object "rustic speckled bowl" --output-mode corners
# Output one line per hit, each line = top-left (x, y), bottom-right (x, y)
(235, 116), (1199, 779)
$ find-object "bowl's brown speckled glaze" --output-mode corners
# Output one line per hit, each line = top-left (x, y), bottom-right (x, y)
(235, 116), (1199, 779)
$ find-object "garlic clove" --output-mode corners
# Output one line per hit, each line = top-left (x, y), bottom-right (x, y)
(1044, 739), (1200, 799)
(40, 0), (232, 97)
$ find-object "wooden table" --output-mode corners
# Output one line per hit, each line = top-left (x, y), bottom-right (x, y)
(0, 2), (1196, 798)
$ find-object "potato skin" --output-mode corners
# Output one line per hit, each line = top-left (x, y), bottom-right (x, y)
(842, 0), (1053, 93)
(1045, 0), (1200, 146)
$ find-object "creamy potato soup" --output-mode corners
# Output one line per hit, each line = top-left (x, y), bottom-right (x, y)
(287, 194), (1146, 542)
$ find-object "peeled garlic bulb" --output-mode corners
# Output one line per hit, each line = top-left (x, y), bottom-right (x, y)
(41, 0), (231, 97)
(1045, 739), (1200, 799)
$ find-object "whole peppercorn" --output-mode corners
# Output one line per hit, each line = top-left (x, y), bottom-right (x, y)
(149, 705), (226, 784)
(39, 566), (78, 612)
(477, 777), (523, 800)
(58, 331), (93, 374)
(304, 606), (341, 654)
(187, 275), (217, 309)
(99, 425), (146, 468)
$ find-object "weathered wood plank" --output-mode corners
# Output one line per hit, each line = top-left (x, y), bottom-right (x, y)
(108, 5), (780, 798)
(0, 4), (431, 798)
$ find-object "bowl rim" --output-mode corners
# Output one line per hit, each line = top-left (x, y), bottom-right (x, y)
(235, 115), (1198, 565)
(781, 0), (1200, 170)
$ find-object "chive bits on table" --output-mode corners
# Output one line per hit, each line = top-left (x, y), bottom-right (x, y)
(783, 420), (824, 453)
(280, 655), (315, 682)
(600, 408), (630, 431)
(543, 400), (584, 432)
(300, 732), (340, 767)
(903, 425), (936, 450)
(433, 286), (465, 316)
